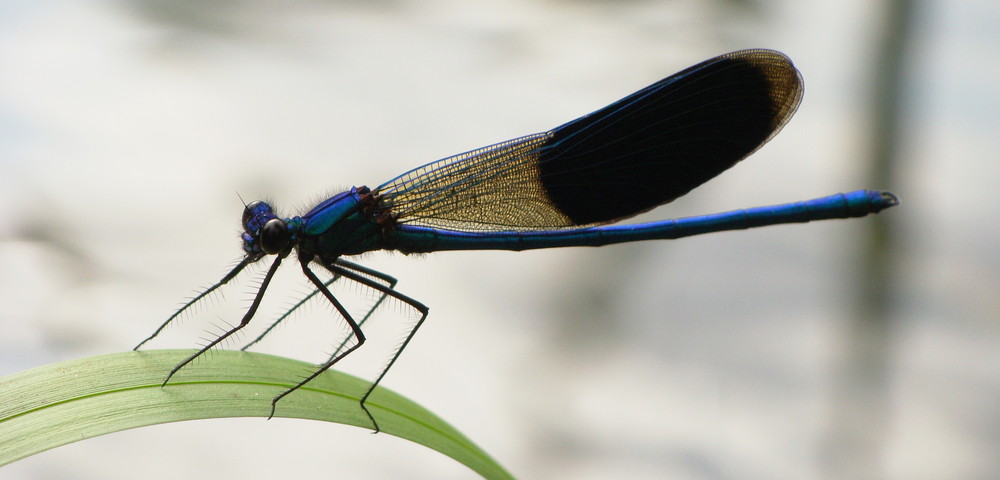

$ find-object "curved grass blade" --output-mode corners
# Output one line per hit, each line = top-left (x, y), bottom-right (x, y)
(0, 350), (512, 480)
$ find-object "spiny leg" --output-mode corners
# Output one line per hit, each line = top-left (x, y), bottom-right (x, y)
(268, 260), (367, 422)
(135, 256), (255, 350)
(318, 259), (399, 360)
(327, 262), (428, 434)
(241, 259), (397, 353)
(161, 255), (282, 386)
(335, 258), (399, 286)
(240, 274), (341, 351)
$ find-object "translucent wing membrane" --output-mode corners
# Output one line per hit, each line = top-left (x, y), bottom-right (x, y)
(377, 132), (570, 231)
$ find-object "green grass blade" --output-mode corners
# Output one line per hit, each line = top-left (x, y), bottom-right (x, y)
(0, 350), (513, 479)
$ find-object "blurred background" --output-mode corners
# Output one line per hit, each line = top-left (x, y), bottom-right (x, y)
(1, 0), (997, 479)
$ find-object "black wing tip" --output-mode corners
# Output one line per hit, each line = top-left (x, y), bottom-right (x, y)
(708, 48), (805, 137)
(720, 48), (796, 71)
(723, 48), (792, 60)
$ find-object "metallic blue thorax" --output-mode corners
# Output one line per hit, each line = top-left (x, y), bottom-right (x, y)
(300, 186), (386, 258)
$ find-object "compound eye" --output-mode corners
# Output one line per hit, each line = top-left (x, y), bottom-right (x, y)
(242, 201), (263, 225)
(260, 218), (289, 254)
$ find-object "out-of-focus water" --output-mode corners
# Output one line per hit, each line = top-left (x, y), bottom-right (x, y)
(1, 1), (997, 479)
